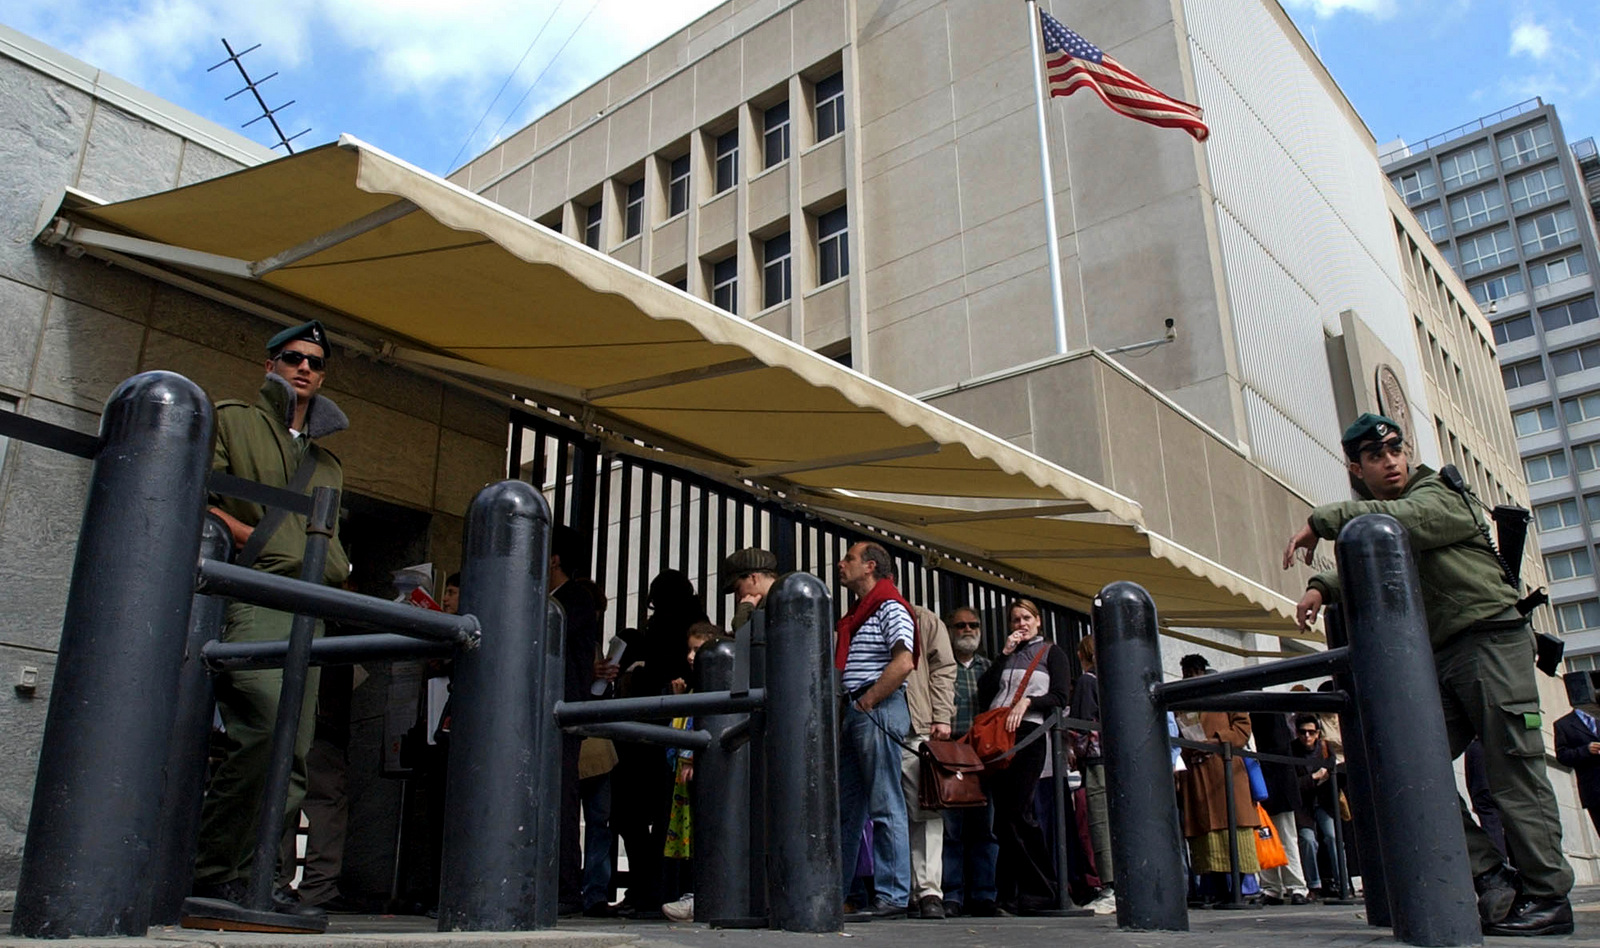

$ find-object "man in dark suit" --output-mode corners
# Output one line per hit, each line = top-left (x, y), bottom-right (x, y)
(1553, 703), (1600, 838)
(549, 525), (600, 916)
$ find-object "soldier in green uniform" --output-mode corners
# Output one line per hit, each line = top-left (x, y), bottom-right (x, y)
(192, 321), (350, 920)
(1282, 413), (1573, 937)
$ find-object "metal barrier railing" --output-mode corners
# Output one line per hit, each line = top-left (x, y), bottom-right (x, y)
(1096, 514), (1482, 947)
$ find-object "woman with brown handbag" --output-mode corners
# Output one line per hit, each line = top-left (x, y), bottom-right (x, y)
(973, 600), (1072, 914)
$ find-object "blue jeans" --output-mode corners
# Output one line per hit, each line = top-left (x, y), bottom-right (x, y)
(942, 798), (998, 905)
(1296, 806), (1337, 890)
(839, 691), (912, 905)
(580, 773), (612, 908)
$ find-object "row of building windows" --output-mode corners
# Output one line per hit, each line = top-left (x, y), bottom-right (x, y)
(1420, 165), (1571, 242)
(1558, 599), (1600, 635)
(574, 71), (846, 252)
(1473, 250), (1590, 309)
(1497, 297), (1600, 385)
(1523, 436), (1600, 484)
(1391, 121), (1558, 205)
(1446, 206), (1581, 277)
(701, 206), (850, 315)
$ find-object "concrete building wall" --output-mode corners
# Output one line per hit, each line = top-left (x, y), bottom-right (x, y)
(0, 27), (511, 893)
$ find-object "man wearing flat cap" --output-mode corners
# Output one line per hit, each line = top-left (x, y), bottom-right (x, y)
(1282, 413), (1573, 936)
(725, 547), (779, 630)
(193, 320), (350, 918)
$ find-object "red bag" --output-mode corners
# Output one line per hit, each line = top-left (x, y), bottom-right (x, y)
(960, 645), (1049, 769)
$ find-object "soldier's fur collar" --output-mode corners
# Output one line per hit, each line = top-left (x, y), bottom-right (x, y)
(260, 373), (349, 440)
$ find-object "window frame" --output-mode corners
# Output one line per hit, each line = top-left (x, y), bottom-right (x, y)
(711, 256), (738, 314)
(1518, 208), (1578, 257)
(1512, 403), (1558, 437)
(623, 179), (645, 240)
(1563, 392), (1600, 426)
(583, 200), (603, 250)
(1507, 165), (1566, 213)
(1439, 142), (1496, 190)
(1545, 547), (1594, 582)
(1558, 599), (1600, 634)
(1524, 449), (1569, 483)
(1457, 227), (1517, 276)
(817, 205), (850, 285)
(1447, 184), (1505, 231)
(714, 129), (740, 195)
(1491, 313), (1534, 346)
(1535, 498), (1581, 532)
(1498, 123), (1556, 169)
(1529, 251), (1588, 288)
(1540, 297), (1600, 333)
(1393, 164), (1439, 204)
(815, 71), (845, 143)
(1502, 357), (1545, 389)
(762, 232), (792, 309)
(667, 154), (691, 218)
(763, 101), (791, 169)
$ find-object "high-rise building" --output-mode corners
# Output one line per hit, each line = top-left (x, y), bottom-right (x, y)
(1382, 100), (1600, 671)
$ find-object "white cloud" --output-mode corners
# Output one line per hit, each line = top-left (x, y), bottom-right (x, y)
(1281, 0), (1398, 18)
(1509, 20), (1553, 59)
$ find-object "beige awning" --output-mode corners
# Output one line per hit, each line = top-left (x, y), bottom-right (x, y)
(52, 136), (1300, 634)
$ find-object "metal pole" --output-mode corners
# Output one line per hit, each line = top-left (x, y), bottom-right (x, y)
(1051, 723), (1072, 910)
(695, 641), (753, 925)
(12, 371), (212, 939)
(1220, 742), (1244, 908)
(746, 607), (769, 921)
(1024, 0), (1068, 353)
(1095, 581), (1187, 932)
(244, 486), (338, 914)
(149, 514), (232, 925)
(202, 632), (456, 671)
(763, 573), (840, 932)
(437, 480), (557, 931)
(1338, 514), (1480, 948)
(1324, 603), (1391, 927)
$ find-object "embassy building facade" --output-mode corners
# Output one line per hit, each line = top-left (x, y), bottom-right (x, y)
(1381, 100), (1600, 671)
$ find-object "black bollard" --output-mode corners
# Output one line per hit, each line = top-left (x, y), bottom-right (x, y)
(1338, 514), (1480, 948)
(243, 486), (338, 918)
(695, 640), (753, 925)
(762, 573), (840, 932)
(1095, 582), (1187, 932)
(12, 372), (213, 938)
(1324, 603), (1391, 927)
(437, 480), (557, 931)
(149, 514), (232, 925)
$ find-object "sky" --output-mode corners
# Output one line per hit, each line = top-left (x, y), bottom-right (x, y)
(1, 1), (1598, 177)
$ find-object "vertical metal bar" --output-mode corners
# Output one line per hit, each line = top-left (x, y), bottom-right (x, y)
(1051, 724), (1072, 910)
(764, 573), (841, 932)
(1337, 514), (1478, 947)
(715, 494), (730, 627)
(438, 479), (558, 930)
(149, 514), (233, 925)
(244, 485), (339, 913)
(569, 440), (598, 581)
(1324, 603), (1391, 927)
(734, 497), (746, 551)
(656, 471), (671, 578)
(508, 421), (524, 481)
(695, 642), (751, 924)
(592, 452), (612, 615)
(553, 439), (570, 527)
(799, 521), (813, 575)
(615, 459), (633, 632)
(637, 469), (654, 631)
(1221, 741), (1242, 907)
(773, 511), (796, 574)
(698, 485), (711, 599)
(678, 479), (691, 571)
(530, 430), (547, 491)
(1095, 581), (1187, 932)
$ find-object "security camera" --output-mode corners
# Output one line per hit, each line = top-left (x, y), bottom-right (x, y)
(1164, 318), (1175, 329)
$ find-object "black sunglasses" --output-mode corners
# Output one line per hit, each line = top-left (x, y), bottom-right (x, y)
(1298, 728), (1319, 735)
(951, 621), (981, 630)
(275, 350), (326, 372)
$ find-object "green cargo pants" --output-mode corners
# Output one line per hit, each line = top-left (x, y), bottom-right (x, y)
(1435, 616), (1572, 900)
(194, 602), (321, 887)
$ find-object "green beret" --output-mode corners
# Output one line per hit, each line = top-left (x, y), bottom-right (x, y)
(1341, 412), (1402, 453)
(267, 320), (329, 358)
(722, 547), (778, 593)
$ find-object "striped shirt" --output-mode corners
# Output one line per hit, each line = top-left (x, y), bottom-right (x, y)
(841, 599), (916, 692)
(952, 654), (991, 735)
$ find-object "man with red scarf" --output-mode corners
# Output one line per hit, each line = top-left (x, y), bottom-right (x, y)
(836, 540), (918, 918)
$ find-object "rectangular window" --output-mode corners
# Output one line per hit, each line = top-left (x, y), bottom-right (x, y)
(1587, 494), (1600, 523)
(1440, 143), (1495, 190)
(1513, 403), (1558, 437)
(1448, 185), (1505, 231)
(1558, 599), (1600, 633)
(1392, 164), (1439, 204)
(1550, 342), (1600, 376)
(1492, 314), (1534, 345)
(668, 155), (690, 217)
(1508, 165), (1567, 213)
(1473, 271), (1526, 308)
(583, 200), (602, 249)
(1519, 208), (1578, 256)
(1536, 498), (1581, 531)
(1577, 442), (1600, 472)
(624, 179), (644, 239)
(1457, 227), (1517, 276)
(1565, 392), (1600, 425)
(1568, 652), (1600, 673)
(715, 129), (739, 194)
(712, 256), (738, 314)
(1529, 251), (1589, 288)
(1524, 450), (1569, 483)
(1502, 358), (1544, 389)
(1415, 204), (1448, 241)
(1541, 297), (1600, 333)
(1498, 122), (1556, 169)
(815, 71), (845, 142)
(762, 232), (791, 308)
(763, 101), (791, 169)
(1546, 548), (1594, 581)
(818, 206), (850, 284)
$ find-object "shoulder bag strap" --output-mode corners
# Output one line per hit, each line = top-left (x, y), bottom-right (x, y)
(236, 450), (319, 569)
(1007, 643), (1050, 708)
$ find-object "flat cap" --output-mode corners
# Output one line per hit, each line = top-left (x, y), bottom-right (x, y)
(721, 547), (777, 593)
(267, 320), (329, 358)
(1341, 412), (1402, 451)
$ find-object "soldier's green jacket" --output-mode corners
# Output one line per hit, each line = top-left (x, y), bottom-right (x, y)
(210, 374), (350, 586)
(1306, 465), (1516, 650)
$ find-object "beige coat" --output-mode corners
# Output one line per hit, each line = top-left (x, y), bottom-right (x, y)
(905, 605), (957, 736)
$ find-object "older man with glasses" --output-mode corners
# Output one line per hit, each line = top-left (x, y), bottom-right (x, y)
(940, 607), (1000, 917)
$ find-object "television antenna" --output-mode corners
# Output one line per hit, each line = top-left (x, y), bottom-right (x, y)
(209, 38), (310, 153)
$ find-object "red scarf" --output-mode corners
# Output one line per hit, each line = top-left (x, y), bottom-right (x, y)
(834, 577), (920, 671)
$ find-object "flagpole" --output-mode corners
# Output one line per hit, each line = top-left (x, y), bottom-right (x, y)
(1026, 0), (1069, 355)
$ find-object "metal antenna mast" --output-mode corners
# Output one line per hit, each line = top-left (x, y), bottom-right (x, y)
(209, 38), (310, 153)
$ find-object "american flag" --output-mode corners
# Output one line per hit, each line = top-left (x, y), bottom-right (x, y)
(1040, 11), (1209, 142)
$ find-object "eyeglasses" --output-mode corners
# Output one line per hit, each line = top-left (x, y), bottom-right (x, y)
(1357, 437), (1404, 462)
(275, 350), (326, 372)
(951, 621), (980, 630)
(1298, 728), (1319, 735)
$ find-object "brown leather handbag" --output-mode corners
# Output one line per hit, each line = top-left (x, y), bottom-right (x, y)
(960, 644), (1049, 769)
(917, 739), (987, 809)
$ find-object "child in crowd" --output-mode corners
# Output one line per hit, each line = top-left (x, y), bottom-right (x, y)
(661, 622), (724, 921)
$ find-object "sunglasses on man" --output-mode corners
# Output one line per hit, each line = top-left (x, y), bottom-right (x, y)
(1299, 727), (1320, 735)
(1356, 437), (1404, 462)
(950, 620), (981, 630)
(275, 350), (326, 372)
